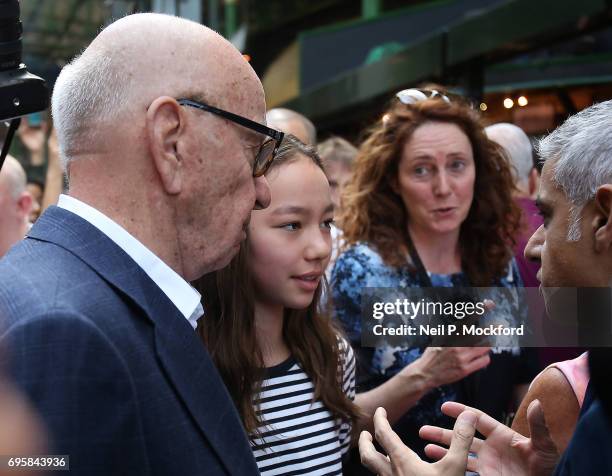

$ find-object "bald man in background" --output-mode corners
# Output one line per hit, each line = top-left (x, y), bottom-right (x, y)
(0, 13), (280, 475)
(0, 155), (32, 258)
(266, 107), (317, 145)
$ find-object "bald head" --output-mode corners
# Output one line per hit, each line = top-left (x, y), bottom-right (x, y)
(52, 13), (264, 169)
(266, 108), (316, 145)
(50, 13), (271, 280)
(485, 123), (534, 191)
(0, 155), (31, 257)
(0, 155), (26, 199)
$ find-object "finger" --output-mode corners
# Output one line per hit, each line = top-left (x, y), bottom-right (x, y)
(419, 425), (483, 453)
(468, 346), (492, 357)
(359, 430), (393, 476)
(424, 444), (480, 473)
(483, 299), (496, 312)
(526, 399), (559, 455)
(444, 411), (477, 466)
(440, 402), (501, 437)
(373, 407), (420, 464)
(463, 353), (491, 375)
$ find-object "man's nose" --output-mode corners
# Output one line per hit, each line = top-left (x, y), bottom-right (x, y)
(525, 224), (544, 262)
(253, 175), (271, 210)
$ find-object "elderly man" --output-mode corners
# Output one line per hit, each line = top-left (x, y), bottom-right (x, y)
(0, 155), (32, 258)
(266, 107), (317, 145)
(486, 123), (541, 287)
(359, 100), (612, 475)
(0, 13), (282, 475)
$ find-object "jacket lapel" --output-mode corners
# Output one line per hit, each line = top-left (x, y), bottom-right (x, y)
(28, 207), (259, 475)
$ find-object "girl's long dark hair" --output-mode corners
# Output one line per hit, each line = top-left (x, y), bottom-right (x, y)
(195, 135), (360, 436)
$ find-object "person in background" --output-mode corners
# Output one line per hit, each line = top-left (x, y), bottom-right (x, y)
(317, 136), (357, 215)
(317, 136), (358, 275)
(485, 122), (540, 287)
(26, 178), (44, 223)
(266, 107), (317, 146)
(332, 88), (531, 467)
(0, 155), (32, 258)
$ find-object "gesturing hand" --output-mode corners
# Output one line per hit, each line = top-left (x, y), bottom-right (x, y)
(419, 400), (560, 476)
(359, 407), (478, 476)
(416, 346), (491, 388)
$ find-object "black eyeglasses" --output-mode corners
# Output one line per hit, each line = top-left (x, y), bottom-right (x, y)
(177, 98), (284, 177)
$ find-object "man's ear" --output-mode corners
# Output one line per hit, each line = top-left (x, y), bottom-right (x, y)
(17, 192), (32, 220)
(146, 97), (185, 195)
(593, 184), (612, 254)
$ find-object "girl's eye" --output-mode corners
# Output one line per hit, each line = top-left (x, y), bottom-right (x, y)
(321, 219), (335, 230)
(280, 223), (300, 231)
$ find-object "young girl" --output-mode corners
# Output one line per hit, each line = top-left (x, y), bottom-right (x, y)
(197, 135), (358, 475)
(196, 135), (490, 475)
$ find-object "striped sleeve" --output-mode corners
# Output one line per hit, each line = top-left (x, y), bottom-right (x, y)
(338, 337), (356, 453)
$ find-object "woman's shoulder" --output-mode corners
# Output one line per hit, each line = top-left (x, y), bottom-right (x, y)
(333, 241), (388, 275)
(337, 241), (384, 262)
(497, 256), (523, 287)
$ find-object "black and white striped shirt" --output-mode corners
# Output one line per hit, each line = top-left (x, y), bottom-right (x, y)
(250, 341), (356, 475)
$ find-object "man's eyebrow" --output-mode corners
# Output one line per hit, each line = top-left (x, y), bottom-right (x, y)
(242, 129), (262, 145)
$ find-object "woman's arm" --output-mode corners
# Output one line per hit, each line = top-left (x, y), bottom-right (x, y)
(354, 346), (491, 433)
(511, 366), (580, 453)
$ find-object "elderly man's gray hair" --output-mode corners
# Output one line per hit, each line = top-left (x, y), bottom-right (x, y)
(538, 100), (612, 241)
(51, 53), (129, 171)
(485, 123), (533, 188)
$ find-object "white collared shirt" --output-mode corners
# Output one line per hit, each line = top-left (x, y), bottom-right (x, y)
(57, 194), (203, 330)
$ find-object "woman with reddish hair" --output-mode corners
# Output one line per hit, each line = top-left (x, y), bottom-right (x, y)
(331, 88), (532, 462)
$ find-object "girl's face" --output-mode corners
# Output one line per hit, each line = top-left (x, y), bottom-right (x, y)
(247, 155), (333, 310)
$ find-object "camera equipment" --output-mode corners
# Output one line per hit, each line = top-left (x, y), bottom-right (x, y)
(0, 0), (49, 171)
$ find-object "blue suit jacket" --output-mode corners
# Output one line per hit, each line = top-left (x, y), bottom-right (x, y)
(0, 207), (260, 475)
(554, 383), (612, 475)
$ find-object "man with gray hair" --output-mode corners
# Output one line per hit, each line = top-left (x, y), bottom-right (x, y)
(0, 155), (32, 258)
(486, 122), (541, 289)
(360, 100), (612, 476)
(0, 12), (283, 475)
(266, 107), (317, 145)
(485, 122), (538, 198)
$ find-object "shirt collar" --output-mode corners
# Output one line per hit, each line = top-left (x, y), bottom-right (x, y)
(57, 194), (204, 329)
